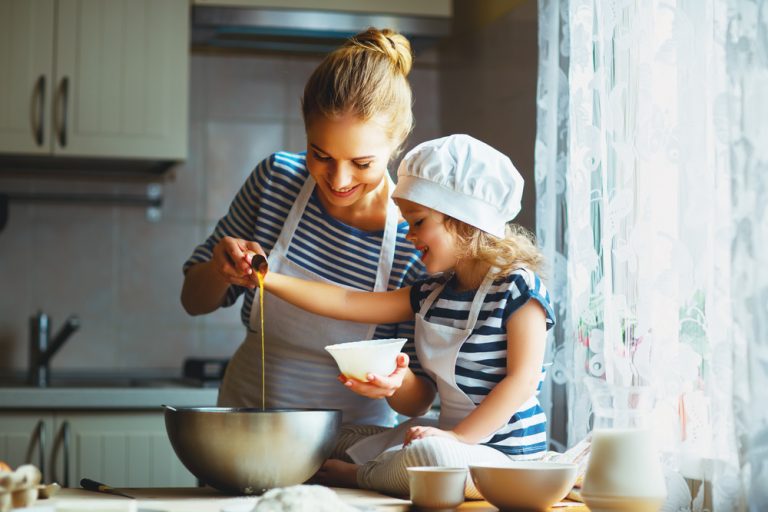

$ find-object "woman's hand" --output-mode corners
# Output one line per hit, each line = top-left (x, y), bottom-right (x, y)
(211, 236), (266, 289)
(403, 426), (465, 446)
(338, 353), (410, 399)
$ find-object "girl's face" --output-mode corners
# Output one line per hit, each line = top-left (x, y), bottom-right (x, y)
(398, 199), (460, 273)
(305, 112), (395, 210)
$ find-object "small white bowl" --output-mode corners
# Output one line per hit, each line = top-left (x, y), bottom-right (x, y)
(407, 467), (467, 510)
(469, 461), (577, 511)
(324, 338), (407, 381)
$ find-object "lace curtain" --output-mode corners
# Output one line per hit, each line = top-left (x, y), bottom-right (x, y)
(535, 0), (768, 510)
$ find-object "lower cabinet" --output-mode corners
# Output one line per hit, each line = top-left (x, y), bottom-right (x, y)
(0, 411), (196, 487)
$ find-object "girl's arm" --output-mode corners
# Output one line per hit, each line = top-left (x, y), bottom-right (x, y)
(405, 298), (547, 445)
(265, 271), (432, 415)
(263, 272), (414, 325)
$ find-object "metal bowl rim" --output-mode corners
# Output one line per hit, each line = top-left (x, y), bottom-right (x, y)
(164, 406), (342, 414)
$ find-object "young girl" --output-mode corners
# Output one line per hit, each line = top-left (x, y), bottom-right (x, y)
(257, 134), (555, 498)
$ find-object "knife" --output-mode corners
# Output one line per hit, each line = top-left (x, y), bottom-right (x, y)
(80, 478), (135, 499)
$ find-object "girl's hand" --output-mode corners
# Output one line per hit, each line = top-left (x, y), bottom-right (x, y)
(338, 353), (409, 399)
(211, 236), (266, 288)
(403, 426), (463, 446)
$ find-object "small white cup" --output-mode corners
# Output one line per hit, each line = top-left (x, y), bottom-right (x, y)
(407, 466), (467, 511)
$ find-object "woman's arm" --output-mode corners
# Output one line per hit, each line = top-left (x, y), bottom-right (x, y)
(263, 272), (414, 325)
(405, 298), (547, 445)
(181, 157), (273, 316)
(341, 353), (437, 417)
(181, 237), (264, 315)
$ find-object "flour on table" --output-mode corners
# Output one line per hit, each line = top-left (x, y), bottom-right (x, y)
(251, 485), (358, 512)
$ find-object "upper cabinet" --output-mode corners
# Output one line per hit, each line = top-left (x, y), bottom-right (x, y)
(0, 0), (189, 160)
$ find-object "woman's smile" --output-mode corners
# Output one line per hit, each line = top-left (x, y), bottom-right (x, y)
(329, 183), (362, 198)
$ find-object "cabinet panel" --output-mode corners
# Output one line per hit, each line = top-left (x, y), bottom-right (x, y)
(55, 0), (189, 159)
(0, 0), (55, 154)
(0, 413), (54, 478)
(0, 411), (195, 488)
(61, 412), (196, 487)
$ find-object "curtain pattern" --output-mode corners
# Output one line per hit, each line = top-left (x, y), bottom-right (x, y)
(535, 0), (767, 510)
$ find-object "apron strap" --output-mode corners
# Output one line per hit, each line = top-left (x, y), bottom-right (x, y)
(372, 175), (399, 292)
(418, 268), (498, 327)
(268, 175), (316, 262)
(465, 268), (497, 328)
(419, 276), (450, 316)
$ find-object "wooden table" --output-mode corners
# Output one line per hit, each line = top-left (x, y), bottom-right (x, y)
(43, 486), (589, 511)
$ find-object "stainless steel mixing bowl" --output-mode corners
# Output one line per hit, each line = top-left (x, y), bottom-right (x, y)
(164, 406), (341, 494)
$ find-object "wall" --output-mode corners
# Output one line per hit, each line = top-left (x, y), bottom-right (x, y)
(0, 49), (441, 373)
(439, 0), (538, 232)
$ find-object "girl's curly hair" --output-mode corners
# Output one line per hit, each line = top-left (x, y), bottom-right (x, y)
(442, 217), (546, 279)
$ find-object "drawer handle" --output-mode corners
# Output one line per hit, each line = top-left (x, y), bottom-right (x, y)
(50, 420), (71, 487)
(56, 77), (69, 148)
(26, 420), (47, 482)
(33, 75), (46, 146)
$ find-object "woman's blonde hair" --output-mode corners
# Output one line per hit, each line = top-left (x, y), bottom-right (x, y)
(302, 27), (414, 154)
(443, 217), (546, 278)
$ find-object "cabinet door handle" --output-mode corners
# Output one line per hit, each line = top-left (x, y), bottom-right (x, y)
(50, 420), (71, 488)
(62, 421), (70, 488)
(56, 77), (69, 148)
(33, 75), (46, 146)
(25, 420), (47, 482)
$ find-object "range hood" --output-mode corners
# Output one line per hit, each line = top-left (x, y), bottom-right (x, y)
(191, 4), (452, 54)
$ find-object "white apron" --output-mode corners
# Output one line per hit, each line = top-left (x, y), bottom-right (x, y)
(347, 269), (497, 463)
(218, 175), (401, 425)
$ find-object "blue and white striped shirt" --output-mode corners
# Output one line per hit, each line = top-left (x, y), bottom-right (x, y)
(409, 268), (555, 456)
(184, 151), (427, 372)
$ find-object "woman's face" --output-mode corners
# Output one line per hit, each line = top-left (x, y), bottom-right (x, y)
(305, 112), (396, 209)
(397, 199), (459, 274)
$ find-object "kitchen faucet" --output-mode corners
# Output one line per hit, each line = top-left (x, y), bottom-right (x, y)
(29, 311), (80, 387)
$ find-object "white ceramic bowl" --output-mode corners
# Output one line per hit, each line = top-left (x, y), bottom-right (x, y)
(324, 338), (407, 381)
(407, 467), (467, 510)
(469, 461), (578, 511)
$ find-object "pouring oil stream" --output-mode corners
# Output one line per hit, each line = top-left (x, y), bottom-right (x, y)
(251, 254), (268, 410)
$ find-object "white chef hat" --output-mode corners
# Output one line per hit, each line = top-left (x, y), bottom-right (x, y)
(392, 134), (524, 238)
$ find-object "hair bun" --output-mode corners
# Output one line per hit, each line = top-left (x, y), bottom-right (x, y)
(350, 27), (413, 77)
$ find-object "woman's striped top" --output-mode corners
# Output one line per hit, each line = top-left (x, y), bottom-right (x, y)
(409, 268), (556, 456)
(184, 151), (426, 371)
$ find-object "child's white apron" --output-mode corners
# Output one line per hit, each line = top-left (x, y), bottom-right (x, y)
(347, 269), (496, 463)
(218, 175), (401, 426)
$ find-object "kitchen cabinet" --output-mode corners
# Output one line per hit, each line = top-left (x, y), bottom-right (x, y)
(0, 411), (196, 487)
(0, 0), (188, 160)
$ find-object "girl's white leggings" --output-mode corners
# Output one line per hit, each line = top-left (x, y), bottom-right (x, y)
(357, 436), (515, 499)
(330, 424), (534, 499)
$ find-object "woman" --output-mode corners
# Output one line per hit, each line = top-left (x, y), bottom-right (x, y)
(180, 28), (430, 432)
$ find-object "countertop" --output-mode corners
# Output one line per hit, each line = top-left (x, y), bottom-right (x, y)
(37, 487), (589, 511)
(0, 387), (218, 409)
